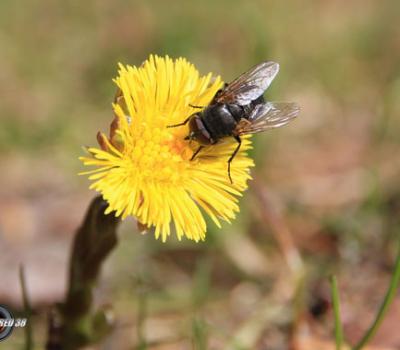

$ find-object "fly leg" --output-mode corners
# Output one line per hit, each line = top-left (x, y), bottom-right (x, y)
(190, 145), (204, 161)
(167, 116), (191, 128)
(189, 104), (204, 109)
(167, 105), (202, 128)
(227, 135), (242, 184)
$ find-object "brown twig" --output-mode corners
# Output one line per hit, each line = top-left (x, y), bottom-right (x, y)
(252, 177), (303, 275)
(252, 177), (306, 350)
(19, 265), (33, 350)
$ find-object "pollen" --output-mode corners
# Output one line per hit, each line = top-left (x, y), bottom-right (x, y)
(80, 55), (254, 242)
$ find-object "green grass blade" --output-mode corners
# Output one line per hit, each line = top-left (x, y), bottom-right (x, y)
(330, 275), (344, 350)
(353, 244), (400, 350)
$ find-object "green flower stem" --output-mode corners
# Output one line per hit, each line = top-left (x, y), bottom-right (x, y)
(330, 275), (344, 350)
(353, 244), (400, 350)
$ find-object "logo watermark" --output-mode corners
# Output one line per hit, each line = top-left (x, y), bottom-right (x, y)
(0, 305), (27, 341)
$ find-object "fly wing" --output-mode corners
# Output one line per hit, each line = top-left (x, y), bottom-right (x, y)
(235, 102), (300, 135)
(214, 61), (280, 106)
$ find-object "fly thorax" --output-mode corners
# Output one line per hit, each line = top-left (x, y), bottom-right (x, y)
(202, 104), (238, 139)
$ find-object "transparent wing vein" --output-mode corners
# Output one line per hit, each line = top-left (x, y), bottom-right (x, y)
(238, 102), (300, 134)
(215, 61), (280, 106)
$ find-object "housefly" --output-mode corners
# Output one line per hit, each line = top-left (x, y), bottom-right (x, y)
(168, 61), (300, 183)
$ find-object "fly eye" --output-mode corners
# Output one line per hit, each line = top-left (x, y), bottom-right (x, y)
(188, 117), (212, 145)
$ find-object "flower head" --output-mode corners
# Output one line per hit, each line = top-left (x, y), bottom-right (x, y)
(80, 55), (254, 241)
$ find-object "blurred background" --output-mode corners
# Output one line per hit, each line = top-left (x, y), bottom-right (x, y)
(1, 0), (400, 349)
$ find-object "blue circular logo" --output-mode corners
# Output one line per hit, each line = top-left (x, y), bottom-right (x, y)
(0, 305), (14, 341)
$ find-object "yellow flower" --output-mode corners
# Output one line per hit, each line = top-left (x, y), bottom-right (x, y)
(80, 55), (254, 242)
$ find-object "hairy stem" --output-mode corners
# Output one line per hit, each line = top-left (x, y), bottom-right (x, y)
(46, 196), (120, 350)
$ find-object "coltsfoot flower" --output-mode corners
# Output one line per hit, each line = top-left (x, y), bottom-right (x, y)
(80, 55), (254, 242)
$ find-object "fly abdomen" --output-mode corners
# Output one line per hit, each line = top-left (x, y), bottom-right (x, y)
(227, 104), (245, 122)
(251, 95), (265, 107)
